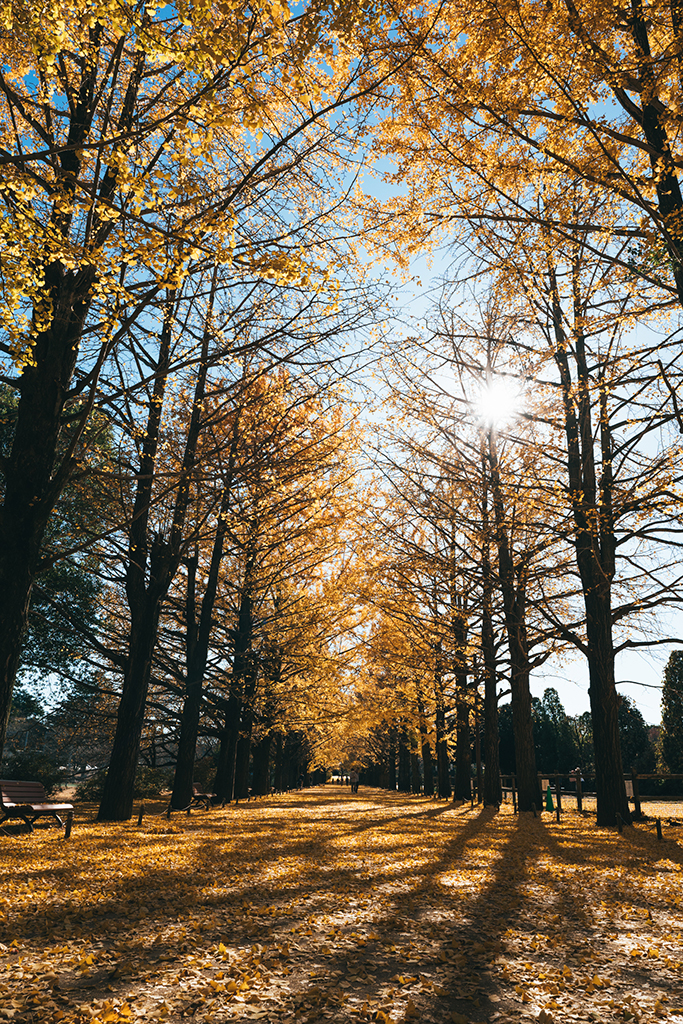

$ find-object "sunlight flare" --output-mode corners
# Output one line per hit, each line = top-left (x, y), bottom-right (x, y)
(473, 376), (524, 428)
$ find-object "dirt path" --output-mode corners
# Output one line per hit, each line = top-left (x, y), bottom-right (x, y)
(1, 789), (682, 1024)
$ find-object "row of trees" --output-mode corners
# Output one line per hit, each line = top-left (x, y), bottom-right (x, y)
(3, 0), (683, 827)
(351, 0), (683, 826)
(357, 687), (661, 795)
(0, 0), (403, 817)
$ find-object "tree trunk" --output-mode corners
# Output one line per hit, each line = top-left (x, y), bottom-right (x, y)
(434, 648), (452, 798)
(475, 702), (483, 804)
(234, 709), (253, 800)
(481, 462), (502, 806)
(410, 751), (421, 794)
(171, 417), (238, 809)
(421, 740), (434, 795)
(398, 729), (411, 791)
(0, 269), (94, 756)
(388, 726), (397, 791)
(550, 273), (630, 826)
(213, 694), (241, 802)
(453, 619), (471, 800)
(416, 690), (435, 796)
(211, 553), (258, 803)
(99, 289), (217, 821)
(488, 430), (540, 812)
(98, 536), (170, 821)
(251, 734), (271, 796)
(274, 732), (284, 791)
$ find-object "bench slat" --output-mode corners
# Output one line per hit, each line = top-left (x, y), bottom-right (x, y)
(1, 780), (73, 820)
(1, 780), (48, 802)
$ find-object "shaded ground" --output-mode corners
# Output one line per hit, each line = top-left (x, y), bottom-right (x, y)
(1, 788), (682, 1024)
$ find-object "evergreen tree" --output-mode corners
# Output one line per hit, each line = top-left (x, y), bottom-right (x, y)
(0, 385), (108, 684)
(661, 653), (683, 772)
(532, 688), (580, 773)
(618, 697), (656, 773)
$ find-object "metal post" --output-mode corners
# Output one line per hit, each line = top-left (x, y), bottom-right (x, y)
(575, 774), (583, 813)
(656, 817), (663, 841)
(137, 803), (144, 826)
(616, 812), (623, 833)
(512, 776), (517, 815)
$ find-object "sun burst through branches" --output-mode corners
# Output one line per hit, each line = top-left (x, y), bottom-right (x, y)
(473, 376), (523, 428)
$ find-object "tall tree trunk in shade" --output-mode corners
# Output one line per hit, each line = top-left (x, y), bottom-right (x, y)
(171, 393), (240, 809)
(411, 750), (421, 793)
(487, 429), (540, 813)
(398, 728), (411, 791)
(481, 450), (502, 807)
(416, 686), (435, 796)
(388, 726), (398, 791)
(251, 734), (272, 796)
(550, 266), (630, 827)
(434, 646), (452, 798)
(452, 609), (471, 801)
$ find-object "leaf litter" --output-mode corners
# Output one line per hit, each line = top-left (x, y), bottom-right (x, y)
(1, 789), (682, 1024)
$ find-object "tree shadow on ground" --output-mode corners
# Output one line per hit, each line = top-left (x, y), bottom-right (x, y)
(2, 788), (681, 1024)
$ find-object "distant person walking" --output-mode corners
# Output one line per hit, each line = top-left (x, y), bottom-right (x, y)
(350, 769), (359, 794)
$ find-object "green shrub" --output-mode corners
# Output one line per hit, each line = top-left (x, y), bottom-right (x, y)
(74, 768), (107, 802)
(134, 766), (173, 797)
(75, 765), (172, 802)
(1, 751), (67, 796)
(192, 753), (217, 791)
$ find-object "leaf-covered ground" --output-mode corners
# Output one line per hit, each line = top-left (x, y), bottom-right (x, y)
(1, 789), (682, 1024)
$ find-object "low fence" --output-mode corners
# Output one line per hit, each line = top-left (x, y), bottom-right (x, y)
(498, 771), (683, 820)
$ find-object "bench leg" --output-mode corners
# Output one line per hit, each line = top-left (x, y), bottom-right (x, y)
(64, 812), (73, 839)
(29, 813), (64, 828)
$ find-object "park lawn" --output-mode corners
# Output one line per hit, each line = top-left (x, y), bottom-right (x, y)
(1, 788), (682, 1024)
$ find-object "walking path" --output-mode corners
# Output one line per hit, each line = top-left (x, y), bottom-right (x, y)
(1, 788), (682, 1023)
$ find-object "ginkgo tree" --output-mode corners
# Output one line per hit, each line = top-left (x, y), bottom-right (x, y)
(376, 0), (683, 312)
(0, 0), (426, 761)
(369, 316), (574, 811)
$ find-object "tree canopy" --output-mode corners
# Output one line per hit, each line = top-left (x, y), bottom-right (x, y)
(0, 0), (681, 826)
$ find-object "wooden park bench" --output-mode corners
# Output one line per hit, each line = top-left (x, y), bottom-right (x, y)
(190, 783), (215, 810)
(0, 780), (74, 835)
(164, 783), (215, 817)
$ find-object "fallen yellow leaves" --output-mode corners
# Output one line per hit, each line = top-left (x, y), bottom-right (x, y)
(0, 789), (682, 1024)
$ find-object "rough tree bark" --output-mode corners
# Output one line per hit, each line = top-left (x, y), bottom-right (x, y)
(487, 430), (541, 813)
(398, 728), (411, 791)
(452, 604), (471, 801)
(171, 412), (239, 809)
(481, 457), (502, 806)
(550, 265), (630, 826)
(416, 686), (435, 796)
(0, 34), (144, 757)
(211, 561), (257, 802)
(251, 734), (272, 796)
(434, 645), (452, 798)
